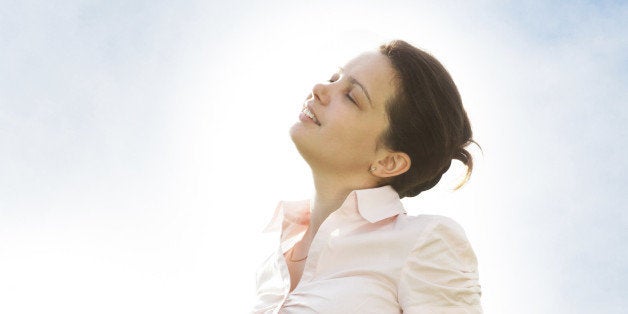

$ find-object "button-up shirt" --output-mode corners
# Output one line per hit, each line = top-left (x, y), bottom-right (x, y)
(253, 185), (482, 313)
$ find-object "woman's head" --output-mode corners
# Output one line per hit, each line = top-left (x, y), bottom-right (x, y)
(289, 40), (475, 198)
(289, 51), (402, 182)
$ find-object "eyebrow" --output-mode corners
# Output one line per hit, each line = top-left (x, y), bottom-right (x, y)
(338, 67), (373, 107)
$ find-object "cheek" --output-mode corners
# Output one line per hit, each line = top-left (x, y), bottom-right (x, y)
(321, 105), (388, 151)
(330, 120), (384, 153)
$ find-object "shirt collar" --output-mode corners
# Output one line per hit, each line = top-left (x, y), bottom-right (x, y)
(263, 185), (405, 232)
(353, 185), (406, 223)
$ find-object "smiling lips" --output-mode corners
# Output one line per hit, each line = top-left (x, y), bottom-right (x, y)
(302, 105), (321, 125)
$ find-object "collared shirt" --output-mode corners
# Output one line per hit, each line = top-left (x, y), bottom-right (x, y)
(252, 185), (482, 314)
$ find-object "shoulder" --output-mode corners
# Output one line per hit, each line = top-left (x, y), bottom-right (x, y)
(404, 214), (477, 268)
(397, 214), (482, 311)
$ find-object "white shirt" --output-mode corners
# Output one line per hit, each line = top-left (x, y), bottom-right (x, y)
(253, 185), (482, 313)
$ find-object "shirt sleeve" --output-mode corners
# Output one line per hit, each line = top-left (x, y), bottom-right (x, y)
(398, 216), (483, 314)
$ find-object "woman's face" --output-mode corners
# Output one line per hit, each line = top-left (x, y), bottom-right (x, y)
(290, 51), (398, 177)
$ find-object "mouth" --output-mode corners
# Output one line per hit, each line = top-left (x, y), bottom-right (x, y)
(302, 105), (321, 126)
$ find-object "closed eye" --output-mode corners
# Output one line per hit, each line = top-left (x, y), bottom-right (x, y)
(347, 94), (359, 106)
(328, 72), (359, 107)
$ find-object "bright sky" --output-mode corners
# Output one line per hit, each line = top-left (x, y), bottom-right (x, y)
(1, 1), (626, 313)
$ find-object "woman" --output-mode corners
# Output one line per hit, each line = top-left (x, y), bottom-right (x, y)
(253, 40), (483, 313)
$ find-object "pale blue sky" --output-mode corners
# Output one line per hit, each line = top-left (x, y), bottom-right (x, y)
(1, 1), (626, 313)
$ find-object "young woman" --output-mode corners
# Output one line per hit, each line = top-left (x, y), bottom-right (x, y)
(253, 40), (483, 313)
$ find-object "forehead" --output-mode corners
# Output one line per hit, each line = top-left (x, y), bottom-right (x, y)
(342, 52), (398, 108)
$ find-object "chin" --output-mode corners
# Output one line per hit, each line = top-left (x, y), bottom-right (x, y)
(288, 124), (300, 145)
(289, 128), (306, 155)
(289, 121), (311, 145)
(289, 126), (316, 164)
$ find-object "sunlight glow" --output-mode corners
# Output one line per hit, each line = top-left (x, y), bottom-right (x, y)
(2, 1), (626, 313)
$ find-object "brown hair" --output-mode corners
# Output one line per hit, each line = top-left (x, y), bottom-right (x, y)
(378, 40), (476, 198)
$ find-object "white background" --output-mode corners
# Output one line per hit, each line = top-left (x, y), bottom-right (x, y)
(1, 1), (626, 313)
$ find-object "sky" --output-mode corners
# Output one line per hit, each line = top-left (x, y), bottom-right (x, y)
(1, 0), (627, 313)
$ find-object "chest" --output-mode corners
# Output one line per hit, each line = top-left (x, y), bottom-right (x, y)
(288, 235), (411, 313)
(254, 227), (419, 313)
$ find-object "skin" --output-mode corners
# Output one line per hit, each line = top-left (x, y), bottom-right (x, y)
(286, 51), (412, 291)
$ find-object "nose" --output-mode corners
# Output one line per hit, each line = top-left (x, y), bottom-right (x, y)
(311, 82), (330, 106)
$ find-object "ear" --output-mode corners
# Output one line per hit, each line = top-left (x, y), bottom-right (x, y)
(371, 151), (411, 178)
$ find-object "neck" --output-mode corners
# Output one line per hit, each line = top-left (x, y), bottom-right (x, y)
(303, 170), (375, 240)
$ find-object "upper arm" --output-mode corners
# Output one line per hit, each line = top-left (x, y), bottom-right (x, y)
(398, 217), (483, 314)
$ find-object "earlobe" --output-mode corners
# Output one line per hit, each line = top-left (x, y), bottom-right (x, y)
(372, 152), (411, 178)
